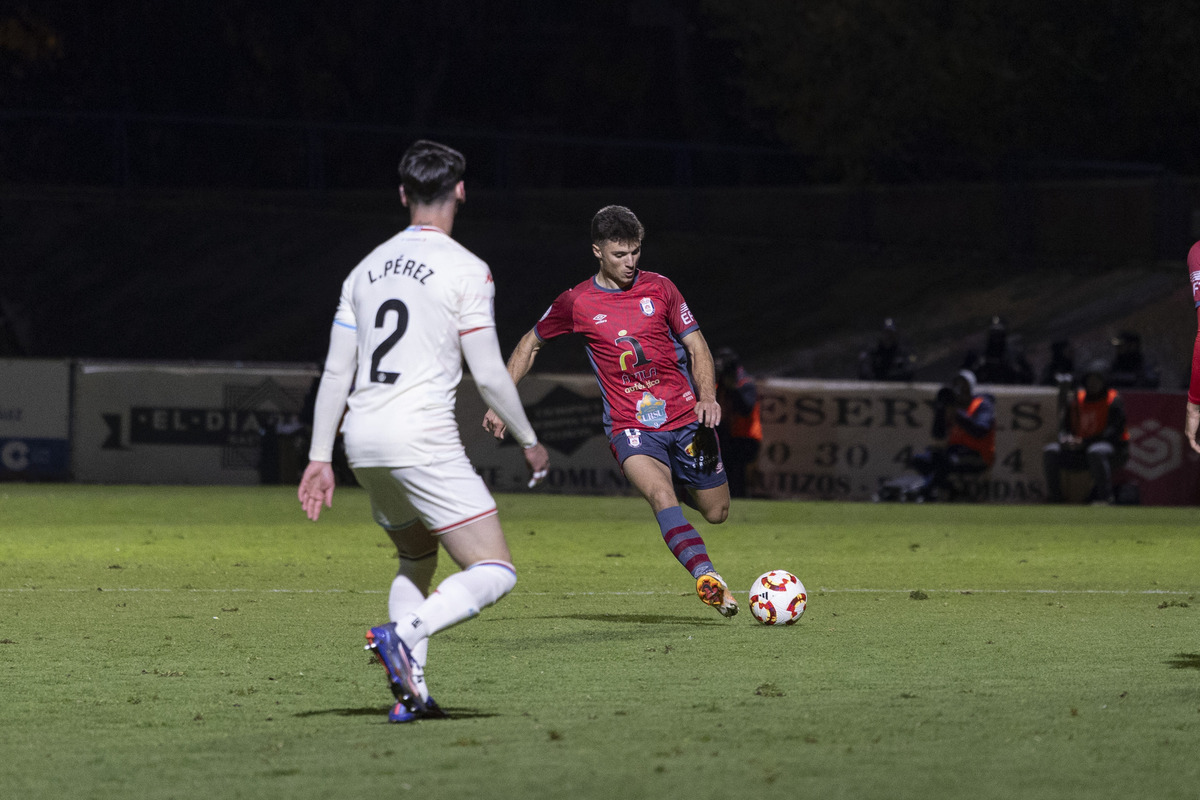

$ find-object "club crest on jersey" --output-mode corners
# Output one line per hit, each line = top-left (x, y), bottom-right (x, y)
(639, 297), (655, 316)
(635, 392), (668, 428)
(624, 428), (642, 447)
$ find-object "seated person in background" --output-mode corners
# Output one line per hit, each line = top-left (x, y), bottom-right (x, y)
(1038, 338), (1075, 386)
(1107, 330), (1160, 389)
(857, 317), (915, 381)
(1043, 360), (1129, 504)
(910, 369), (996, 500)
(962, 316), (1034, 385)
(714, 347), (762, 499)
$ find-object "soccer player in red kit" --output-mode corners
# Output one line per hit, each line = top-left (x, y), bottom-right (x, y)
(483, 205), (738, 617)
(1185, 240), (1200, 454)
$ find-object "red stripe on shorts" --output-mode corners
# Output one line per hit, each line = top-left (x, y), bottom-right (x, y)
(431, 507), (498, 534)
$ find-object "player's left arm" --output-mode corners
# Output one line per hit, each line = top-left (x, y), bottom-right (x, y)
(682, 329), (721, 428)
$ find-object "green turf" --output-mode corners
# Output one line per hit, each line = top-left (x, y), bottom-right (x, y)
(1, 485), (1197, 799)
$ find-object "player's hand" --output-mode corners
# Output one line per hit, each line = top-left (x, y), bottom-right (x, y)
(522, 443), (550, 488)
(483, 409), (507, 440)
(694, 399), (722, 428)
(298, 460), (335, 522)
(1186, 402), (1200, 454)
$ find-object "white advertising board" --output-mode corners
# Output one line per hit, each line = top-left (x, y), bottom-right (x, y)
(458, 373), (637, 496)
(72, 361), (319, 484)
(0, 359), (72, 479)
(755, 380), (1056, 502)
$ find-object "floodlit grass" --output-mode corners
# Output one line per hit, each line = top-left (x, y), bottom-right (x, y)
(1, 485), (1198, 800)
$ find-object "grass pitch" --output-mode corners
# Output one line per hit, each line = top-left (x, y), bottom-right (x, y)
(1, 485), (1197, 800)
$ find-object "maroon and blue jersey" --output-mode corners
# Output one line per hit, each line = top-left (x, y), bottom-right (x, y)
(535, 270), (700, 434)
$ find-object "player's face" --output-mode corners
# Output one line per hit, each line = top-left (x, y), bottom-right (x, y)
(592, 239), (642, 289)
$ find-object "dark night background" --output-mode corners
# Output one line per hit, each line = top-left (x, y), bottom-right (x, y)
(4, 1), (1200, 380)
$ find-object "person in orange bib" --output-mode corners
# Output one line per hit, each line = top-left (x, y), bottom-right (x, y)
(1043, 360), (1129, 504)
(713, 347), (762, 498)
(911, 369), (996, 501)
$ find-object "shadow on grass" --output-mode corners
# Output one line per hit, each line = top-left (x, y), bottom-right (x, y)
(1165, 653), (1200, 670)
(536, 613), (726, 626)
(294, 706), (497, 720)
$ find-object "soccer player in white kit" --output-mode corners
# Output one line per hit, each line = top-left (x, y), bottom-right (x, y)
(298, 140), (550, 722)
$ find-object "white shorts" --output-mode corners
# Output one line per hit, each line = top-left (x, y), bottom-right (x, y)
(353, 456), (498, 535)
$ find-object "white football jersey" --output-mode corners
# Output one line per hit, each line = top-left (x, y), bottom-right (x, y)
(332, 225), (495, 467)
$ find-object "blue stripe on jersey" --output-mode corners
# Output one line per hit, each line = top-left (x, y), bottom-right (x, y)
(585, 347), (615, 437)
(668, 326), (697, 395)
(333, 320), (356, 330)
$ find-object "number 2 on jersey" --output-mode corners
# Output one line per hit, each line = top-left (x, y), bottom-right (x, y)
(371, 299), (409, 384)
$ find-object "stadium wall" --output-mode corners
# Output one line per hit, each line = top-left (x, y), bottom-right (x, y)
(5, 359), (1197, 504)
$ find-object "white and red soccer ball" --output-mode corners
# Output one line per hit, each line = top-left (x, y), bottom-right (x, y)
(749, 570), (807, 625)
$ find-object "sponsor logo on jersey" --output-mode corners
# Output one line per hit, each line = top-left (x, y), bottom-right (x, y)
(624, 428), (642, 447)
(640, 297), (655, 316)
(635, 392), (668, 429)
(616, 330), (651, 371)
(593, 314), (608, 324)
(680, 302), (695, 326)
(1191, 270), (1200, 300)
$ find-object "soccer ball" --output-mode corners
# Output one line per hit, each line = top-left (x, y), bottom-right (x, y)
(749, 570), (807, 625)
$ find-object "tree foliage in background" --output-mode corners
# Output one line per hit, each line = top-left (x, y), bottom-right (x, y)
(4, 1), (1200, 181)
(0, 2), (748, 145)
(703, 0), (1200, 180)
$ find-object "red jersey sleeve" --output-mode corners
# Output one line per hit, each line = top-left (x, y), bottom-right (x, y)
(1188, 242), (1200, 404)
(534, 288), (578, 342)
(1190, 307), (1200, 405)
(662, 276), (700, 338)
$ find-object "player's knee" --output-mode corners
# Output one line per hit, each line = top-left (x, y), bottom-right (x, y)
(466, 559), (518, 606)
(702, 501), (729, 525)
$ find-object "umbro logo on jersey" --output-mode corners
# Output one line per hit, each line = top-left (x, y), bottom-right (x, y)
(593, 314), (608, 324)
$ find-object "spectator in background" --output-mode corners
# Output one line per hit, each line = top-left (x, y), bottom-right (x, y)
(1107, 330), (1160, 388)
(714, 347), (762, 498)
(1043, 360), (1129, 504)
(910, 369), (996, 501)
(962, 317), (1034, 385)
(1184, 241), (1200, 454)
(1039, 338), (1076, 386)
(857, 317), (915, 381)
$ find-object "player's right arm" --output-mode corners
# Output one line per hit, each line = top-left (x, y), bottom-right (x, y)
(462, 327), (550, 486)
(482, 328), (545, 440)
(299, 298), (358, 521)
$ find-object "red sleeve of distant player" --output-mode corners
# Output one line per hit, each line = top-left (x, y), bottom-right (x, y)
(534, 287), (578, 342)
(1188, 242), (1200, 404)
(1190, 307), (1200, 404)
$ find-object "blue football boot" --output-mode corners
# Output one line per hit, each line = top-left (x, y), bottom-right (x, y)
(388, 697), (448, 723)
(364, 623), (427, 714)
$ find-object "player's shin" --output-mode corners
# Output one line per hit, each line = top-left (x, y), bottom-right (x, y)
(389, 551), (438, 666)
(655, 506), (714, 578)
(395, 560), (517, 648)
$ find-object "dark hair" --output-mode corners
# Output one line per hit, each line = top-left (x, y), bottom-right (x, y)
(398, 140), (466, 205)
(591, 205), (645, 244)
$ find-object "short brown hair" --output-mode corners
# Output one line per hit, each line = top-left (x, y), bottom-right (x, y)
(590, 205), (644, 244)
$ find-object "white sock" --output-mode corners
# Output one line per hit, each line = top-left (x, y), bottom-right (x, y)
(388, 554), (439, 668)
(396, 561), (517, 650)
